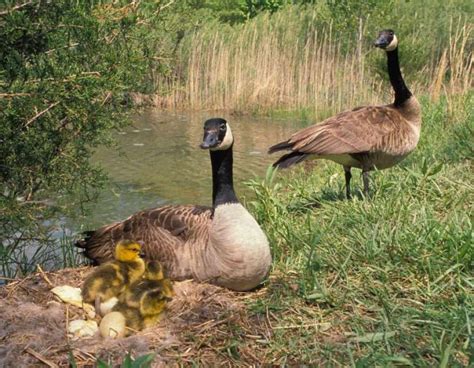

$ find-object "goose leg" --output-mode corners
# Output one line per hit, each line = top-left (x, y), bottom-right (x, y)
(362, 170), (370, 197)
(343, 166), (352, 199)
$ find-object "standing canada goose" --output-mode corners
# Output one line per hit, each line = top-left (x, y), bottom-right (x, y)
(268, 30), (421, 198)
(76, 118), (272, 291)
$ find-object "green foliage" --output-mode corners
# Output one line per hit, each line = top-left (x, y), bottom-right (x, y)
(244, 92), (473, 365)
(244, 0), (288, 18)
(191, 0), (248, 24)
(326, 0), (387, 32)
(192, 0), (319, 23)
(0, 1), (169, 276)
(68, 350), (78, 368)
(97, 353), (155, 368)
(127, 1), (218, 93)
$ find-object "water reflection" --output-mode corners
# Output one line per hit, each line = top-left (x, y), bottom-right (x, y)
(76, 110), (304, 230)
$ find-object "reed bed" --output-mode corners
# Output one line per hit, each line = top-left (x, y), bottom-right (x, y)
(430, 20), (473, 101)
(155, 8), (472, 114)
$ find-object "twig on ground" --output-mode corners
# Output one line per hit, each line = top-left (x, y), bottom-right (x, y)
(0, 93), (31, 98)
(25, 347), (59, 368)
(6, 275), (31, 298)
(0, 1), (33, 16)
(273, 322), (331, 330)
(0, 276), (17, 281)
(37, 265), (54, 288)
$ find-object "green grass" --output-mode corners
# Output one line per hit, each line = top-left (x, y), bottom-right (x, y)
(244, 92), (473, 366)
(96, 353), (155, 368)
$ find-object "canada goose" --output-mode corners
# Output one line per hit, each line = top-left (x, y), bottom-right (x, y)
(81, 240), (145, 314)
(268, 30), (421, 198)
(76, 118), (272, 291)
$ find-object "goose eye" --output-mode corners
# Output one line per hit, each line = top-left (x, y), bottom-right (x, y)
(220, 125), (226, 131)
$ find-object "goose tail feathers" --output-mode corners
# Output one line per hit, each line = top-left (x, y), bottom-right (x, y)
(272, 151), (308, 168)
(74, 230), (110, 265)
(268, 140), (293, 154)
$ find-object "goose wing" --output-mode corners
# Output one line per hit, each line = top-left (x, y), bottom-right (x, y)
(269, 105), (410, 166)
(76, 205), (213, 265)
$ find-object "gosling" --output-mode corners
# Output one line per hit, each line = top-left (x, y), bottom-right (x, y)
(81, 240), (145, 315)
(118, 260), (173, 323)
(120, 260), (174, 308)
(101, 261), (173, 336)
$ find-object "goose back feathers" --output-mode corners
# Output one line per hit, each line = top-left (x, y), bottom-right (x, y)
(270, 99), (421, 170)
(77, 205), (213, 274)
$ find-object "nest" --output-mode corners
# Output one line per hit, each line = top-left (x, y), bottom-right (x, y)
(0, 267), (273, 367)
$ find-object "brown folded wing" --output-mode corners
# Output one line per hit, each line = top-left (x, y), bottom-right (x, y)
(76, 205), (213, 267)
(285, 105), (406, 155)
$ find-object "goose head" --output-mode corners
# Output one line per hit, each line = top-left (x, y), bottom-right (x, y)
(200, 118), (233, 151)
(374, 29), (398, 52)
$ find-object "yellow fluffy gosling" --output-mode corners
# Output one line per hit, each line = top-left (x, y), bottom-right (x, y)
(99, 261), (173, 337)
(81, 240), (145, 315)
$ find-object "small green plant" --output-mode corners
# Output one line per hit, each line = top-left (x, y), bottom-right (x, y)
(96, 353), (155, 368)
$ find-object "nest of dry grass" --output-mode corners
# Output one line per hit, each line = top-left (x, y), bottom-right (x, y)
(0, 267), (274, 367)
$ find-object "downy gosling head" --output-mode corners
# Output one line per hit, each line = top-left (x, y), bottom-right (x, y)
(115, 240), (145, 262)
(143, 260), (165, 281)
(143, 260), (174, 300)
(146, 260), (174, 299)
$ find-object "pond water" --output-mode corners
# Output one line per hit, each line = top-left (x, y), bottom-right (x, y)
(72, 110), (306, 231)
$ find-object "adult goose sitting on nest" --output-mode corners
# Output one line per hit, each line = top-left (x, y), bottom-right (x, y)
(76, 118), (272, 291)
(268, 30), (422, 198)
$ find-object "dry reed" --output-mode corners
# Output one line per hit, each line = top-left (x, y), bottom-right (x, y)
(155, 9), (472, 113)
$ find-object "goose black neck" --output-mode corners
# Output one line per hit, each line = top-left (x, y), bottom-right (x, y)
(386, 48), (412, 106)
(210, 146), (238, 207)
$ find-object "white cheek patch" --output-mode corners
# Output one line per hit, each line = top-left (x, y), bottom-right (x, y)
(211, 125), (234, 151)
(386, 35), (398, 51)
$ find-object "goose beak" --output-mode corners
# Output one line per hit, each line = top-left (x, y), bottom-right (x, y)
(374, 35), (389, 48)
(200, 130), (220, 149)
(139, 251), (146, 258)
